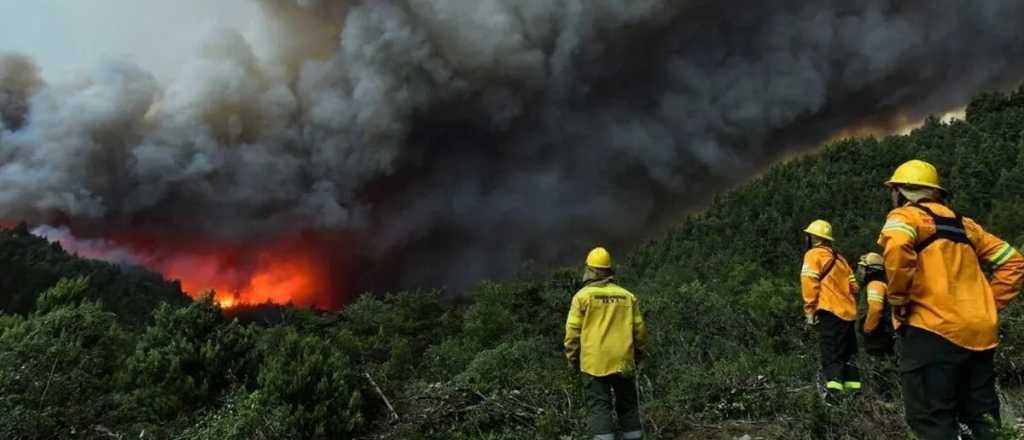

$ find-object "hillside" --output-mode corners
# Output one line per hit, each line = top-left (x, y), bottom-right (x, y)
(2, 88), (1024, 439)
(0, 224), (190, 326)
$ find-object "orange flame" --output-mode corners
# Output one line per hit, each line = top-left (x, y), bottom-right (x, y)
(20, 221), (355, 310)
(108, 230), (352, 310)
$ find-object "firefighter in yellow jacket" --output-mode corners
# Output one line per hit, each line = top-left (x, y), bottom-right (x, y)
(858, 252), (897, 356)
(565, 247), (648, 440)
(879, 160), (1024, 440)
(801, 220), (861, 398)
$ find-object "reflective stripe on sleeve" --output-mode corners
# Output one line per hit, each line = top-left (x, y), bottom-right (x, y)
(988, 243), (1018, 267)
(801, 264), (821, 279)
(882, 220), (917, 240)
(867, 291), (885, 303)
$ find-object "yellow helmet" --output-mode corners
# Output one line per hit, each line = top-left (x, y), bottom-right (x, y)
(586, 247), (613, 269)
(858, 252), (884, 268)
(803, 220), (834, 241)
(885, 159), (945, 192)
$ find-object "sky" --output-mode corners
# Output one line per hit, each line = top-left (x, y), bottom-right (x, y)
(0, 0), (261, 82)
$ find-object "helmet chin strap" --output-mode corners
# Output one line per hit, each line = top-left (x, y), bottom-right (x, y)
(891, 187), (904, 209)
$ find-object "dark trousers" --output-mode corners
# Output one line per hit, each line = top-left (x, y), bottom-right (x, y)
(901, 327), (1000, 440)
(586, 374), (641, 436)
(817, 311), (860, 385)
(860, 318), (896, 357)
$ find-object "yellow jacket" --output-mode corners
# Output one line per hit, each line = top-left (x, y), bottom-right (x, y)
(863, 280), (901, 333)
(564, 280), (648, 377)
(801, 246), (859, 321)
(878, 202), (1024, 350)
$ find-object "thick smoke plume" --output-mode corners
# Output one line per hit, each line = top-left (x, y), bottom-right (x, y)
(2, 0), (1024, 296)
(0, 53), (42, 131)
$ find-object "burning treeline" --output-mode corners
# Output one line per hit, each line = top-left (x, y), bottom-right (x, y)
(2, 0), (1024, 308)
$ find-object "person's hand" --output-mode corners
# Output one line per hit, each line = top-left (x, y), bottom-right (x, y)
(804, 314), (819, 327)
(893, 305), (910, 323)
(567, 358), (579, 371)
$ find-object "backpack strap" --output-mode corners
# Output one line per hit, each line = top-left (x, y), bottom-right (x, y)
(911, 203), (974, 252)
(819, 248), (838, 281)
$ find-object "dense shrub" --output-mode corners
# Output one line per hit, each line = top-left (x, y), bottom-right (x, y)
(177, 391), (295, 440)
(0, 278), (128, 439)
(119, 295), (260, 426)
(255, 327), (367, 438)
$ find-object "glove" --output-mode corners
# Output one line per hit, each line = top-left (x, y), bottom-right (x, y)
(893, 305), (910, 323)
(805, 314), (819, 326)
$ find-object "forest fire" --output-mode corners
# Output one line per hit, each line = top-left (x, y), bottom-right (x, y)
(29, 225), (353, 310)
(142, 236), (336, 309)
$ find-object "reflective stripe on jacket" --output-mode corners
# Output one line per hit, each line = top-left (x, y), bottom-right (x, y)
(878, 202), (1024, 350)
(801, 246), (859, 321)
(863, 280), (900, 333)
(564, 281), (648, 377)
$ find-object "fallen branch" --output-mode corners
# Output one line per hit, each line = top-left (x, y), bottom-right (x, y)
(92, 425), (123, 439)
(364, 372), (399, 422)
(39, 358), (59, 404)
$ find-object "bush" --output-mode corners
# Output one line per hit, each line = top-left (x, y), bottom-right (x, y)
(0, 278), (128, 439)
(255, 327), (366, 438)
(120, 295), (259, 424)
(178, 391), (295, 440)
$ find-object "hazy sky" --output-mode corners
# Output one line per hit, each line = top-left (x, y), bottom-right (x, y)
(0, 0), (261, 81)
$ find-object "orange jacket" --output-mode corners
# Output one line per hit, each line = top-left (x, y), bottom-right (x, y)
(878, 202), (1024, 350)
(863, 280), (901, 333)
(801, 246), (859, 321)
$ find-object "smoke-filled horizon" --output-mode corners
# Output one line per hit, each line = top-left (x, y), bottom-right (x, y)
(2, 0), (1024, 296)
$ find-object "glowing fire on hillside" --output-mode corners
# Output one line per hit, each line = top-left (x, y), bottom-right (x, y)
(26, 225), (352, 310)
(133, 235), (337, 309)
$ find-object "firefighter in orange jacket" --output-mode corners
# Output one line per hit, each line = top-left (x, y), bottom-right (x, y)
(858, 252), (897, 356)
(565, 247), (648, 440)
(879, 160), (1024, 440)
(801, 220), (861, 398)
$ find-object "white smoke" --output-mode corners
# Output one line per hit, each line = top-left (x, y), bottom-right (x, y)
(2, 0), (1024, 291)
(31, 225), (142, 266)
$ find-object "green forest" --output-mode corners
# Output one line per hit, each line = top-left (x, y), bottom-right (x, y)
(4, 88), (1024, 439)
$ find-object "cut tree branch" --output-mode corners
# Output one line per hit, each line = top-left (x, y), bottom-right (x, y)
(364, 371), (399, 422)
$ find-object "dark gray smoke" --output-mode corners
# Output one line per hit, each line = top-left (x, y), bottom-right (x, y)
(2, 0), (1024, 292)
(0, 53), (42, 131)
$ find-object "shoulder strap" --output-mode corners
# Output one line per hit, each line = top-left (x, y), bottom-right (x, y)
(911, 203), (974, 252)
(819, 248), (838, 281)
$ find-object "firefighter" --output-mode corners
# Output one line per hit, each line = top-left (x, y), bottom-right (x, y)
(879, 159), (1024, 440)
(801, 220), (861, 398)
(565, 247), (648, 440)
(858, 252), (896, 356)
(857, 252), (900, 401)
